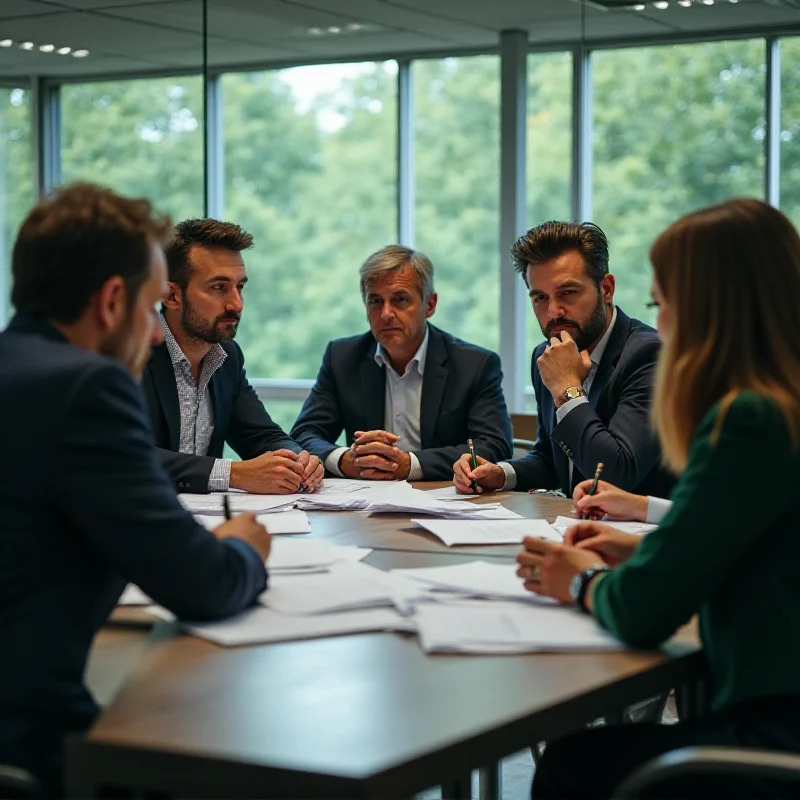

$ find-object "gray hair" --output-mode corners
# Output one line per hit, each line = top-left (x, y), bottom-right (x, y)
(359, 245), (435, 301)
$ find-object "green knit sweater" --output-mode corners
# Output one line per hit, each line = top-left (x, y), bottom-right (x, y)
(593, 392), (800, 712)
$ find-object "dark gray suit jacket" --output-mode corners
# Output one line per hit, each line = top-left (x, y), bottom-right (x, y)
(508, 308), (675, 498)
(0, 314), (267, 792)
(291, 325), (513, 480)
(142, 339), (301, 493)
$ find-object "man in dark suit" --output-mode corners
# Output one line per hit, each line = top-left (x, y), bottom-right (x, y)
(143, 219), (323, 494)
(0, 184), (271, 794)
(454, 221), (674, 499)
(291, 245), (513, 481)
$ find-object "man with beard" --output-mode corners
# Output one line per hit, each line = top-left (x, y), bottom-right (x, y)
(143, 218), (323, 494)
(454, 221), (675, 499)
(0, 184), (271, 793)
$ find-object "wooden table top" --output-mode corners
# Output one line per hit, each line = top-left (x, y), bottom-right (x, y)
(79, 539), (703, 800)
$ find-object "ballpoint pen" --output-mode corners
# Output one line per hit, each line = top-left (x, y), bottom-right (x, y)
(223, 494), (231, 520)
(468, 438), (478, 494)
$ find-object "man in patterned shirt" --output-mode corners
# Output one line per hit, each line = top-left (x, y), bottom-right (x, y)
(142, 219), (323, 494)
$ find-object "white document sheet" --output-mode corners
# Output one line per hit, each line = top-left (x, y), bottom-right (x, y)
(182, 605), (416, 647)
(392, 560), (548, 603)
(414, 600), (624, 654)
(194, 510), (311, 535)
(294, 494), (372, 511)
(365, 487), (522, 520)
(267, 538), (335, 571)
(118, 584), (151, 605)
(330, 545), (372, 562)
(316, 478), (412, 495)
(552, 516), (656, 535)
(180, 492), (299, 515)
(411, 518), (561, 546)
(423, 486), (479, 501)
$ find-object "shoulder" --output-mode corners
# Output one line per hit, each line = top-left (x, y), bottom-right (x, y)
(326, 331), (377, 363)
(65, 356), (146, 418)
(432, 326), (500, 368)
(622, 316), (661, 356)
(699, 391), (791, 442)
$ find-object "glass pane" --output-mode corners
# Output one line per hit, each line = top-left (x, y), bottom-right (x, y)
(0, 86), (33, 325)
(414, 56), (500, 354)
(781, 37), (800, 227)
(223, 62), (397, 379)
(61, 77), (204, 220)
(593, 40), (766, 326)
(526, 51), (573, 397)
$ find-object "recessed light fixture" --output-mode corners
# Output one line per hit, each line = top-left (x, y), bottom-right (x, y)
(653, 0), (669, 7)
(305, 22), (366, 36)
(72, 49), (89, 57)
(19, 41), (34, 50)
(39, 43), (54, 52)
(702, 0), (714, 4)
(3, 38), (88, 55)
(307, 26), (323, 35)
(326, 26), (341, 33)
(346, 23), (363, 31)
(632, 3), (646, 8)
(678, 0), (692, 6)
(0, 39), (12, 47)
(57, 46), (71, 54)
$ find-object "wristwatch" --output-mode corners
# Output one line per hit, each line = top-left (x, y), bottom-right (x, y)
(563, 385), (586, 403)
(569, 565), (611, 613)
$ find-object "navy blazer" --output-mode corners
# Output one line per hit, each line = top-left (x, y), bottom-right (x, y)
(0, 314), (267, 791)
(291, 325), (513, 480)
(142, 338), (300, 493)
(508, 308), (675, 498)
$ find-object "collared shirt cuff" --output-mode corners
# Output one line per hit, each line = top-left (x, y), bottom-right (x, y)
(498, 461), (518, 491)
(408, 452), (423, 481)
(555, 394), (589, 424)
(209, 459), (232, 492)
(325, 447), (349, 477)
(645, 496), (673, 525)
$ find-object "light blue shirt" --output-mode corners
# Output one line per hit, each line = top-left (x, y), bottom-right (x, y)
(325, 327), (429, 480)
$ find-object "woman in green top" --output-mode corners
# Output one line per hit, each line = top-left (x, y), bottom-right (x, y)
(519, 197), (800, 799)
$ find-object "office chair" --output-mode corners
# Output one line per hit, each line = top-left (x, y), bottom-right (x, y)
(612, 746), (800, 799)
(512, 437), (537, 459)
(0, 764), (42, 799)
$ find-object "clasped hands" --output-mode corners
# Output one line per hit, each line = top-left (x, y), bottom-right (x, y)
(230, 448), (324, 494)
(340, 430), (412, 480)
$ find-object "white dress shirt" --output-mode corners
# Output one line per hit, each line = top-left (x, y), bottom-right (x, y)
(646, 496), (672, 524)
(500, 308), (618, 492)
(325, 327), (429, 480)
(160, 314), (232, 491)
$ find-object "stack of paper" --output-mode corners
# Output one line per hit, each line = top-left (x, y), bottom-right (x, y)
(552, 516), (656, 535)
(411, 518), (561, 546)
(267, 538), (336, 573)
(316, 478), (412, 495)
(392, 560), (549, 603)
(414, 600), (624, 653)
(365, 487), (523, 520)
(179, 492), (298, 515)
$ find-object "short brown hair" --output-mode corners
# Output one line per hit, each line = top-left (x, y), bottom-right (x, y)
(651, 198), (800, 472)
(165, 218), (254, 289)
(511, 221), (609, 286)
(12, 182), (172, 324)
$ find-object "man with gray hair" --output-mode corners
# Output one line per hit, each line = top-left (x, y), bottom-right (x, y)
(291, 245), (513, 480)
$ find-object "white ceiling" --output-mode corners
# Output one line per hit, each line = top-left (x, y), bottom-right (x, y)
(0, 0), (797, 79)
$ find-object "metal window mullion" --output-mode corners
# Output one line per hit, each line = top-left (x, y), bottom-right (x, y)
(571, 46), (592, 222)
(32, 77), (61, 197)
(397, 59), (414, 246)
(205, 73), (224, 218)
(499, 29), (528, 414)
(765, 37), (781, 208)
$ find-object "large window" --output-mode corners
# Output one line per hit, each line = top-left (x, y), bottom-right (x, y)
(61, 77), (204, 221)
(526, 52), (573, 384)
(414, 56), (500, 354)
(223, 62), (397, 390)
(593, 40), (766, 324)
(0, 86), (33, 324)
(781, 37), (800, 227)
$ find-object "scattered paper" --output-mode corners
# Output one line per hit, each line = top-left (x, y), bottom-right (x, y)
(267, 538), (335, 572)
(330, 545), (372, 562)
(424, 486), (479, 501)
(414, 600), (624, 654)
(194, 510), (311, 535)
(118, 584), (151, 605)
(316, 479), (412, 494)
(180, 492), (298, 515)
(411, 518), (561, 546)
(552, 516), (656, 535)
(182, 606), (415, 647)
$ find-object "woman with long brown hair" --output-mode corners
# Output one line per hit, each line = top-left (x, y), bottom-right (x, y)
(518, 198), (800, 799)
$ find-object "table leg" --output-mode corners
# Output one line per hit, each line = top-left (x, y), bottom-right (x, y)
(478, 762), (501, 800)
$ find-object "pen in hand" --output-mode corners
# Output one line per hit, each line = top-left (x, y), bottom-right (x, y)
(223, 494), (231, 521)
(468, 438), (479, 494)
(579, 462), (604, 520)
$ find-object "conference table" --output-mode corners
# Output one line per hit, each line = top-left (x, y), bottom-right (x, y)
(68, 484), (705, 799)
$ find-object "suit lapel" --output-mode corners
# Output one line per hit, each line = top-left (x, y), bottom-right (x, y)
(360, 342), (387, 433)
(149, 345), (181, 451)
(587, 308), (632, 406)
(420, 327), (449, 448)
(208, 368), (226, 457)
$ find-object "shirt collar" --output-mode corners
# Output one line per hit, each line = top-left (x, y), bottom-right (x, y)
(589, 306), (617, 368)
(374, 325), (430, 377)
(159, 313), (227, 370)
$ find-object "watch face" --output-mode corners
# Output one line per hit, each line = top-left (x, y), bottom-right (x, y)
(565, 386), (583, 400)
(569, 571), (583, 603)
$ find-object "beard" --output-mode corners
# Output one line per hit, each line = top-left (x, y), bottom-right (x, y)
(99, 312), (150, 380)
(181, 299), (240, 344)
(543, 291), (608, 352)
